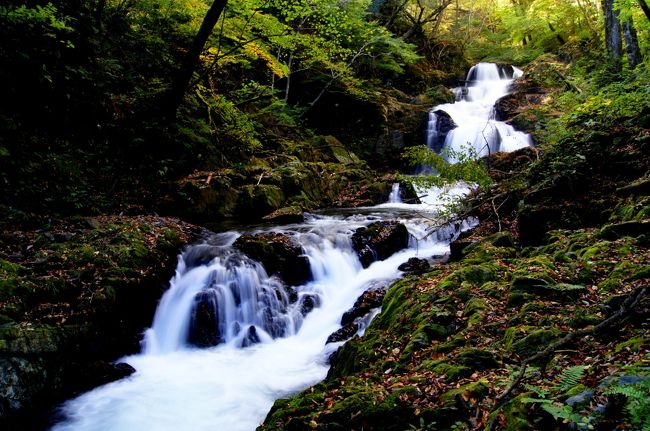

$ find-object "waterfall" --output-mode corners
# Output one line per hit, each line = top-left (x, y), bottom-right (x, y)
(428, 62), (531, 161)
(51, 63), (523, 431)
(388, 183), (402, 203)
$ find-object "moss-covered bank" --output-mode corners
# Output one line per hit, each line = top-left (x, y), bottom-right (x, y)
(0, 215), (200, 428)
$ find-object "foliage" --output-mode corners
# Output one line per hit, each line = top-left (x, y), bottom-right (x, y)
(402, 145), (493, 189)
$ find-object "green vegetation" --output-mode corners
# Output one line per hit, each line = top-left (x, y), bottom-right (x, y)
(1, 0), (649, 428)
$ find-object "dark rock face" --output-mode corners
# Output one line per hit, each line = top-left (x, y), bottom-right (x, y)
(233, 233), (312, 286)
(326, 323), (359, 344)
(188, 290), (221, 348)
(341, 282), (389, 326)
(397, 257), (430, 275)
(351, 221), (410, 268)
(429, 110), (457, 153)
(240, 325), (261, 348)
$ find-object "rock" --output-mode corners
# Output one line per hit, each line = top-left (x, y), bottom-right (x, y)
(351, 221), (409, 268)
(599, 220), (650, 240)
(299, 294), (320, 316)
(456, 348), (499, 370)
(326, 322), (359, 344)
(262, 206), (304, 224)
(341, 281), (389, 326)
(236, 185), (285, 220)
(428, 110), (457, 153)
(240, 325), (261, 348)
(449, 239), (473, 262)
(188, 290), (220, 347)
(322, 135), (361, 165)
(617, 177), (650, 196)
(397, 257), (430, 274)
(233, 232), (312, 286)
(566, 390), (594, 407)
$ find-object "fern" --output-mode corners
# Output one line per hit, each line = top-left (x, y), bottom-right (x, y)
(554, 365), (586, 393)
(605, 378), (650, 431)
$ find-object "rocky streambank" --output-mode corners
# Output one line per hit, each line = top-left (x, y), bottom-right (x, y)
(259, 59), (650, 431)
(0, 215), (202, 429)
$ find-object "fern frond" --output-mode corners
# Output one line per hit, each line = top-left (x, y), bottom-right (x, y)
(519, 396), (551, 404)
(605, 385), (646, 399)
(523, 383), (548, 397)
(540, 402), (575, 421)
(554, 365), (586, 392)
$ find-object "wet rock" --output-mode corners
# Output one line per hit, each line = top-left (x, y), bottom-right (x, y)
(341, 282), (389, 326)
(299, 294), (320, 316)
(326, 322), (359, 344)
(449, 239), (473, 262)
(240, 325), (261, 348)
(233, 232), (312, 286)
(428, 110), (457, 153)
(351, 221), (409, 268)
(397, 257), (430, 275)
(262, 206), (304, 224)
(188, 290), (221, 347)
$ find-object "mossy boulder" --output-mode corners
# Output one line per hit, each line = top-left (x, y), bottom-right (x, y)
(233, 232), (312, 286)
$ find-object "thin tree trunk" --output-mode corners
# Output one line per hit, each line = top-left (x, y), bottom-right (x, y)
(284, 53), (293, 103)
(638, 0), (650, 22)
(601, 0), (622, 67)
(622, 18), (643, 67)
(167, 0), (228, 117)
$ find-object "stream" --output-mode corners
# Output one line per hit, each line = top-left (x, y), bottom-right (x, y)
(51, 62), (530, 431)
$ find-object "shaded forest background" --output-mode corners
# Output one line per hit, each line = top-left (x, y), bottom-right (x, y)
(1, 0), (647, 224)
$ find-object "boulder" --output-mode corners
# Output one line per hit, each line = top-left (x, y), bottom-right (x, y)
(188, 290), (220, 347)
(233, 233), (312, 286)
(428, 110), (457, 153)
(351, 221), (409, 268)
(326, 322), (359, 344)
(240, 325), (261, 348)
(341, 281), (389, 326)
(262, 206), (304, 224)
(397, 257), (430, 275)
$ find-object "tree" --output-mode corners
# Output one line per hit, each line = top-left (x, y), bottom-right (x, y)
(167, 0), (228, 117)
(602, 0), (623, 66)
(622, 18), (643, 67)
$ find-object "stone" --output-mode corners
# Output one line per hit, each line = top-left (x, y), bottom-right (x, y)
(428, 110), (457, 153)
(262, 206), (304, 224)
(341, 281), (389, 326)
(397, 257), (430, 274)
(326, 323), (359, 344)
(233, 232), (312, 286)
(240, 325), (261, 348)
(351, 221), (409, 268)
(188, 290), (220, 347)
(599, 220), (650, 240)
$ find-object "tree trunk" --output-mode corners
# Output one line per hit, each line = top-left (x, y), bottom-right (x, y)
(601, 0), (622, 67)
(638, 0), (650, 22)
(167, 0), (228, 117)
(622, 18), (643, 68)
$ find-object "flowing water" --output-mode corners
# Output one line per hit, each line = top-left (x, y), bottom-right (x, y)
(51, 63), (530, 431)
(427, 62), (532, 160)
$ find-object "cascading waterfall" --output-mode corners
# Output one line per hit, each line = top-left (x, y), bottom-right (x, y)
(51, 63), (530, 431)
(428, 62), (531, 161)
(388, 183), (402, 203)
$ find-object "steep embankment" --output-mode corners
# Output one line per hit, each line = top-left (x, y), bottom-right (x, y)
(0, 216), (202, 429)
(260, 58), (650, 430)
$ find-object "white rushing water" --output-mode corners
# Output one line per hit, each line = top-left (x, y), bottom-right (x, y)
(51, 210), (472, 431)
(51, 62), (531, 431)
(428, 62), (531, 160)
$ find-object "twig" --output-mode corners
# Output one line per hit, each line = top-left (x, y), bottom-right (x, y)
(491, 197), (501, 232)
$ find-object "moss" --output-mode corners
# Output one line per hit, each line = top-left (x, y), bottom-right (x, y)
(464, 297), (488, 326)
(440, 379), (489, 406)
(511, 328), (562, 359)
(614, 336), (648, 353)
(456, 348), (500, 370)
(432, 363), (472, 382)
(458, 263), (499, 285)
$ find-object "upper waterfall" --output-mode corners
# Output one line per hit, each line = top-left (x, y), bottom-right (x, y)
(427, 62), (531, 161)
